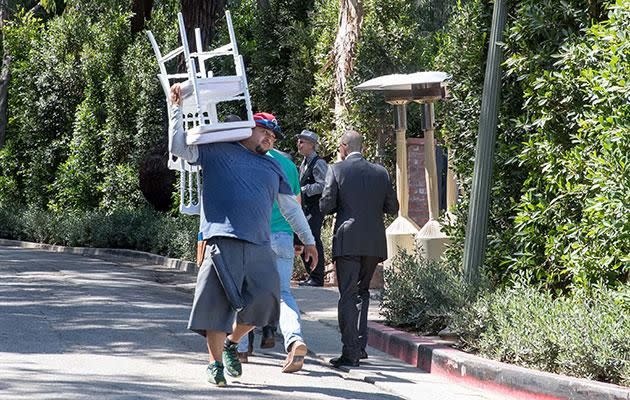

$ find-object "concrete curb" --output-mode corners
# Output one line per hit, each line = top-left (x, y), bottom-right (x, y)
(0, 238), (197, 274)
(367, 321), (630, 400)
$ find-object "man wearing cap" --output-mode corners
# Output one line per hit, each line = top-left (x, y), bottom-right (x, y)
(296, 130), (328, 287)
(237, 146), (310, 373)
(169, 84), (317, 386)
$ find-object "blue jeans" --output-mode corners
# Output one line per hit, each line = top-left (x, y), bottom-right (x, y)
(238, 231), (304, 352)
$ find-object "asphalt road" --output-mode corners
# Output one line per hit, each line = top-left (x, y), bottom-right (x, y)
(0, 246), (404, 400)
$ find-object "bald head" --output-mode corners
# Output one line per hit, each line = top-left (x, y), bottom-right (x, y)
(341, 130), (362, 154)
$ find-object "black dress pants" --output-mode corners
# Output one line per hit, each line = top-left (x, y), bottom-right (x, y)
(301, 209), (325, 284)
(334, 255), (380, 360)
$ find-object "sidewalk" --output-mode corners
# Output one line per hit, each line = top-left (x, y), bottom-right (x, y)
(291, 285), (499, 400)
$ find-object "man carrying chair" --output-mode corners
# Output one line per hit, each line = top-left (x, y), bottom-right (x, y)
(169, 84), (317, 386)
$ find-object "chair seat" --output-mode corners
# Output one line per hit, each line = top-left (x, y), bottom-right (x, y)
(186, 126), (252, 145)
(180, 77), (243, 101)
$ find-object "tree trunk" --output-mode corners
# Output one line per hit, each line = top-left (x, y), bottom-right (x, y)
(332, 0), (363, 130)
(180, 0), (226, 53)
(0, 54), (9, 148)
(256, 0), (270, 10)
(131, 0), (154, 33)
(0, 0), (10, 148)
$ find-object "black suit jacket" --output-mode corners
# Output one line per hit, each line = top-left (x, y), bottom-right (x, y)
(319, 153), (399, 261)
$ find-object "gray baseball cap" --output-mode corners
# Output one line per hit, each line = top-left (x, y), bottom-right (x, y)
(296, 129), (319, 145)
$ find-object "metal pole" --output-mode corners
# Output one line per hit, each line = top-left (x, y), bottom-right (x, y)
(462, 0), (507, 284)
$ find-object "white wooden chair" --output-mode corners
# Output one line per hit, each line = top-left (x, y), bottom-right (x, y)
(147, 10), (254, 214)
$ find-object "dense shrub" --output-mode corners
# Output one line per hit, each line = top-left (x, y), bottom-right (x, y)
(507, 0), (630, 289)
(434, 0), (628, 289)
(451, 284), (630, 386)
(381, 242), (629, 385)
(381, 246), (476, 335)
(0, 205), (198, 261)
(0, 0), (178, 212)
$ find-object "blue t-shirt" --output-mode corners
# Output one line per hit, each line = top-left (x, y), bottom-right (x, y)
(197, 142), (292, 245)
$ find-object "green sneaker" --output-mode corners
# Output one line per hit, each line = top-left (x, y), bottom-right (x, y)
(206, 361), (227, 386)
(222, 338), (242, 377)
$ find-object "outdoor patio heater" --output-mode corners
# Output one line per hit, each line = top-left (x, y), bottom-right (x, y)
(355, 71), (450, 262)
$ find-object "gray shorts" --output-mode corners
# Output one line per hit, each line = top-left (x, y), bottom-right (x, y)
(187, 237), (280, 335)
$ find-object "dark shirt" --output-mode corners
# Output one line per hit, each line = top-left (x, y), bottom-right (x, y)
(197, 142), (292, 245)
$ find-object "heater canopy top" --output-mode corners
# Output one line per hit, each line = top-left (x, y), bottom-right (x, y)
(355, 71), (449, 91)
(356, 71), (450, 104)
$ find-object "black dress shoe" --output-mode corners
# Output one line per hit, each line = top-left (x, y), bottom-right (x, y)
(260, 326), (275, 349)
(299, 278), (324, 287)
(360, 349), (368, 359)
(329, 355), (360, 368)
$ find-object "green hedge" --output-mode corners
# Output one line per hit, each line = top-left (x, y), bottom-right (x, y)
(506, 0), (630, 289)
(381, 249), (476, 335)
(0, 0), (177, 212)
(434, 0), (628, 289)
(452, 284), (630, 386)
(382, 244), (629, 386)
(0, 205), (198, 261)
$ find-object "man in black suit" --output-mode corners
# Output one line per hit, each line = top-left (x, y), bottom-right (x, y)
(320, 130), (399, 367)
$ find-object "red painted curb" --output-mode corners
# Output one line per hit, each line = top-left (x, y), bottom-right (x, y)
(367, 321), (630, 400)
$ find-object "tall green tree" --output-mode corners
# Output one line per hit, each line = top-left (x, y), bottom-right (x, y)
(0, 0), (59, 148)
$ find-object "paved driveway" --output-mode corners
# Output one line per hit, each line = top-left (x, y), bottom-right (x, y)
(0, 246), (403, 400)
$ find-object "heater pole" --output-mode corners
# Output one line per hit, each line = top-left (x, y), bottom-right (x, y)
(462, 0), (507, 285)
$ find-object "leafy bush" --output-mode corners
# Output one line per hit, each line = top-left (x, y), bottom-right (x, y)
(0, 205), (198, 262)
(381, 246), (476, 335)
(452, 284), (630, 386)
(506, 0), (630, 289)
(0, 206), (26, 240)
(98, 163), (147, 211)
(380, 242), (628, 384)
(434, 0), (628, 289)
(48, 95), (104, 211)
(0, 0), (177, 212)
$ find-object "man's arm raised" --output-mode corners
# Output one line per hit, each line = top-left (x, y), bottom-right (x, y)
(168, 84), (199, 163)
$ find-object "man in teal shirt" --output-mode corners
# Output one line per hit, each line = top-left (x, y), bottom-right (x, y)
(238, 148), (309, 373)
